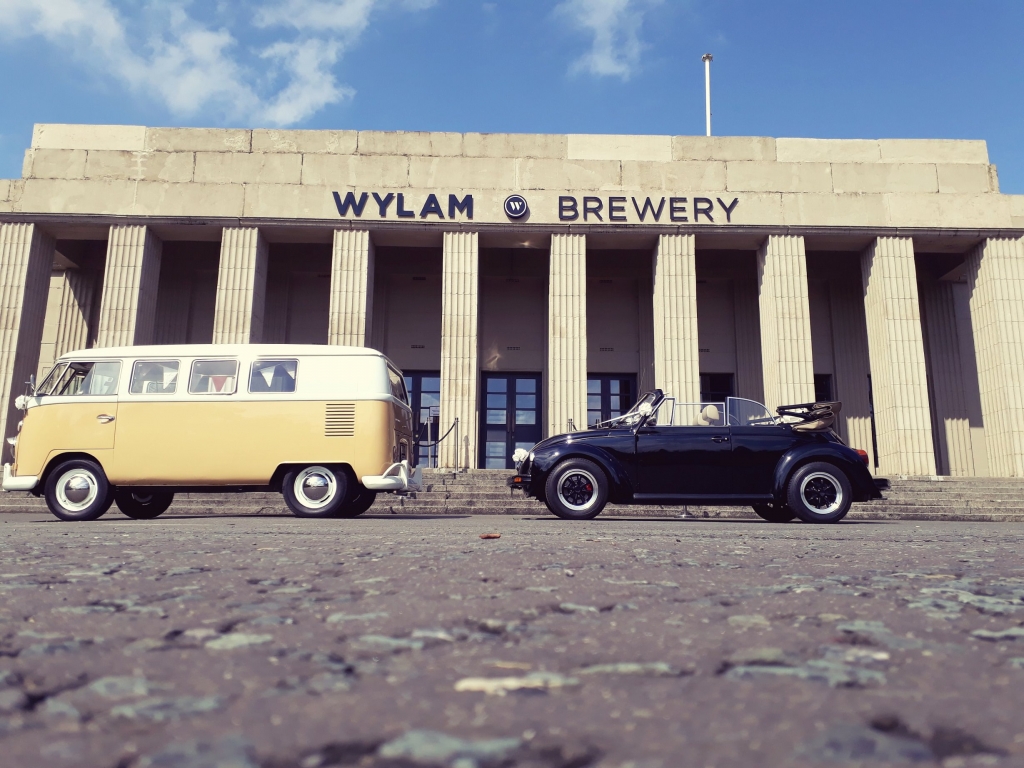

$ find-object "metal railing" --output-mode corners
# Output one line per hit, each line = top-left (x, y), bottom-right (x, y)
(420, 417), (462, 472)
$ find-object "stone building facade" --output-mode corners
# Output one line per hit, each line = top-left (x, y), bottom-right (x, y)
(1, 124), (1023, 475)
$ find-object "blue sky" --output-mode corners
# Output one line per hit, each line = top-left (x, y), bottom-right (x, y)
(1, 0), (1022, 192)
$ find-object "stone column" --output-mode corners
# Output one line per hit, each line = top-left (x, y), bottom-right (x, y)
(329, 230), (374, 347)
(548, 234), (587, 435)
(919, 279), (974, 476)
(860, 237), (936, 476)
(733, 278), (765, 404)
(213, 228), (269, 344)
(439, 232), (479, 470)
(652, 234), (700, 404)
(37, 269), (97, 379)
(96, 225), (162, 347)
(757, 235), (815, 411)
(0, 223), (55, 452)
(637, 271), (655, 394)
(964, 237), (1024, 477)
(829, 278), (875, 468)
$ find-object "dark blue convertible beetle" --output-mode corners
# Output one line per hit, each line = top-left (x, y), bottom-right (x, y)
(508, 390), (886, 523)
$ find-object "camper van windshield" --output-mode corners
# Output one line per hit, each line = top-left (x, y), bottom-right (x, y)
(41, 361), (121, 396)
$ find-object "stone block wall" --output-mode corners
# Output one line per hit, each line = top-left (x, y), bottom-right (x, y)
(4, 124), (1017, 229)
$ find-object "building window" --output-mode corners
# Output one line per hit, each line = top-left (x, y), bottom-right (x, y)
(814, 373), (834, 403)
(404, 371), (440, 468)
(587, 375), (637, 426)
(699, 373), (734, 404)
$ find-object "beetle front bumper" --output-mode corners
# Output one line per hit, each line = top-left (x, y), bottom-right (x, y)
(361, 461), (422, 492)
(2, 464), (38, 492)
(507, 474), (531, 493)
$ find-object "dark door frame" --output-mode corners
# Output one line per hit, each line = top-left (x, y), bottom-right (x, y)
(479, 372), (543, 470)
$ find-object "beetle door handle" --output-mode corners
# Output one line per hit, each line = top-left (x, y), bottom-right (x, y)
(97, 414), (115, 423)
(711, 435), (729, 443)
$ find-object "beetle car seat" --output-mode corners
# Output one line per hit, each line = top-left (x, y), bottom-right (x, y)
(695, 404), (721, 426)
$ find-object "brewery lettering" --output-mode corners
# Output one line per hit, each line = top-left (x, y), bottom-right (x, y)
(333, 191), (474, 220)
(558, 195), (740, 223)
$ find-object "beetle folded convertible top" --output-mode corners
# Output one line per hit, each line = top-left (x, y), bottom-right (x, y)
(776, 401), (842, 433)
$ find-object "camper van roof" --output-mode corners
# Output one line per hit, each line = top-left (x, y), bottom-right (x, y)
(56, 344), (388, 360)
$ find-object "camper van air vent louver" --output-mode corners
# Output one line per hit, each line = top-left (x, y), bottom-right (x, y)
(325, 403), (356, 437)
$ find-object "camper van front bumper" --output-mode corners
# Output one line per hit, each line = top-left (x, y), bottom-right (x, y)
(2, 464), (38, 492)
(362, 461), (422, 492)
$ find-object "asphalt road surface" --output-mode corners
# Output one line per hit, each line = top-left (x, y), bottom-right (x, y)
(1, 511), (1023, 768)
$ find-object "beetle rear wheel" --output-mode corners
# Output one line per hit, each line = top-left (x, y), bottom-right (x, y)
(752, 503), (796, 523)
(786, 462), (852, 524)
(543, 458), (609, 520)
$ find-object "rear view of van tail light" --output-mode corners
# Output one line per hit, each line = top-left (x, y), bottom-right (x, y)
(855, 449), (870, 465)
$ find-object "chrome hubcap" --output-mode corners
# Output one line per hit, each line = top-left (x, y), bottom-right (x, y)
(800, 472), (843, 515)
(557, 470), (598, 512)
(294, 467), (337, 509)
(57, 469), (98, 511)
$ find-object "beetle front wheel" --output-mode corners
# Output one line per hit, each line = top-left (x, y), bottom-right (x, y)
(543, 458), (609, 520)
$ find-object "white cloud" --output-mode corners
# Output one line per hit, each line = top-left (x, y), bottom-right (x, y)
(555, 0), (658, 80)
(0, 0), (434, 125)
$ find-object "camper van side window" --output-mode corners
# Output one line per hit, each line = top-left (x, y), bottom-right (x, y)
(189, 359), (238, 395)
(249, 360), (297, 393)
(387, 365), (409, 404)
(130, 361), (180, 394)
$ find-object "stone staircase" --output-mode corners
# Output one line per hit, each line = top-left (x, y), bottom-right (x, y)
(2, 470), (1023, 521)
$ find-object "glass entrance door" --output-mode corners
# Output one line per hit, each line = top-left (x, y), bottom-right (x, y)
(480, 373), (542, 469)
(587, 375), (637, 426)
(403, 371), (441, 468)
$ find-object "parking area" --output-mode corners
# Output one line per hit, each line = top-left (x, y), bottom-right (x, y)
(1, 512), (1023, 767)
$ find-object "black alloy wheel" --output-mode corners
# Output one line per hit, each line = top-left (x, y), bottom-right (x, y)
(543, 458), (609, 520)
(786, 461), (853, 524)
(115, 490), (175, 520)
(752, 503), (796, 523)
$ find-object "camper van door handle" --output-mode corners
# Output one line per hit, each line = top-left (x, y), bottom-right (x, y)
(97, 414), (115, 423)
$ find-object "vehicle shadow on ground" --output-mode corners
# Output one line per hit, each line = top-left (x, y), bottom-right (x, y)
(522, 516), (892, 525)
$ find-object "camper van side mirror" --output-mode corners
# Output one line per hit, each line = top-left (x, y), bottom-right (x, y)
(26, 374), (35, 395)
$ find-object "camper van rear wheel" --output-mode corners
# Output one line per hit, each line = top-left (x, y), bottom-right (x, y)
(283, 465), (349, 518)
(337, 487), (377, 518)
(44, 458), (114, 522)
(115, 490), (174, 520)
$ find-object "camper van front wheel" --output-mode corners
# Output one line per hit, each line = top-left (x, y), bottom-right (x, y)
(44, 458), (114, 522)
(283, 465), (349, 518)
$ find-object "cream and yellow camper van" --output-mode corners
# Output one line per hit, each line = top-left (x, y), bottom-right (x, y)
(2, 345), (419, 521)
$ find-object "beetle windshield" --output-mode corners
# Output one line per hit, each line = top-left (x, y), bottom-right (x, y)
(590, 391), (661, 429)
